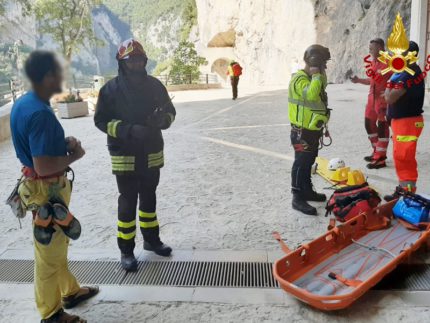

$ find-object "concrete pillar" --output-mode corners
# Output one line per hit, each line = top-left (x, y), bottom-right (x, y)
(410, 0), (428, 67)
(411, 0), (430, 105)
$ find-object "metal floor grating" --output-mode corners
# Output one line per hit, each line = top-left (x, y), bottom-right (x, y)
(373, 264), (430, 290)
(1, 259), (430, 290)
(0, 259), (278, 288)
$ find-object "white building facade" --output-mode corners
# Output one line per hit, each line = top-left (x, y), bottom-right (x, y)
(411, 0), (430, 94)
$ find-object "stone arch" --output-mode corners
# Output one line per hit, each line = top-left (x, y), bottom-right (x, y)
(211, 57), (231, 81)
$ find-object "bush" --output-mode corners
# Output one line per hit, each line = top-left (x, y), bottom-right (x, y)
(59, 93), (83, 103)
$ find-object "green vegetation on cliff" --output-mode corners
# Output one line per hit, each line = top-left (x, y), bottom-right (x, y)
(103, 0), (196, 42)
(103, 0), (197, 67)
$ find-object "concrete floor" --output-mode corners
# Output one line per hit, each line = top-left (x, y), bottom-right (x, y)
(0, 84), (429, 322)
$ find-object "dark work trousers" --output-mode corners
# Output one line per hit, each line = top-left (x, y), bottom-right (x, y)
(230, 76), (239, 99)
(290, 126), (322, 194)
(116, 169), (161, 255)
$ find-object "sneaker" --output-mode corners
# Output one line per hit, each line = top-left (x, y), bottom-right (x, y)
(33, 204), (55, 245)
(52, 203), (81, 240)
(144, 241), (172, 257)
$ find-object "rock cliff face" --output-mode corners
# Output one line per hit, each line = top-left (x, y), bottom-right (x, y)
(313, 0), (412, 83)
(0, 2), (132, 78)
(0, 1), (36, 48)
(195, 0), (411, 85)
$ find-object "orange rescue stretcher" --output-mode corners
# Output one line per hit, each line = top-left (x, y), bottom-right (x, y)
(273, 201), (430, 311)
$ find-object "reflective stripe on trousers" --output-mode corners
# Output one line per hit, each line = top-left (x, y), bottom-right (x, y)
(391, 116), (424, 184)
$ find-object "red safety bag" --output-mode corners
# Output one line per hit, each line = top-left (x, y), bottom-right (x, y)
(325, 183), (381, 222)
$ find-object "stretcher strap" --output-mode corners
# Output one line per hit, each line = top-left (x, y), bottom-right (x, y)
(272, 232), (291, 254)
(328, 272), (362, 287)
(351, 239), (397, 258)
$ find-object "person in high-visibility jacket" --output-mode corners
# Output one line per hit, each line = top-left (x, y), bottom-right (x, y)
(94, 39), (176, 271)
(226, 60), (242, 100)
(288, 44), (331, 215)
(351, 38), (392, 169)
(384, 41), (424, 201)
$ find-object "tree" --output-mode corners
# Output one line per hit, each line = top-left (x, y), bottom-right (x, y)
(169, 41), (207, 84)
(33, 0), (101, 81)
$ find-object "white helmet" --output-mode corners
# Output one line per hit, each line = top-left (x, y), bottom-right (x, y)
(328, 158), (346, 171)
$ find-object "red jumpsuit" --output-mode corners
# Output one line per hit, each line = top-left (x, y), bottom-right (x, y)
(365, 60), (391, 160)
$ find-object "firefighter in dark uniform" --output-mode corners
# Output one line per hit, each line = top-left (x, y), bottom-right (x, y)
(94, 39), (176, 271)
(288, 45), (331, 216)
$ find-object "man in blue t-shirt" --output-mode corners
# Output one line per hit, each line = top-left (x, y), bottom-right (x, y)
(10, 51), (97, 322)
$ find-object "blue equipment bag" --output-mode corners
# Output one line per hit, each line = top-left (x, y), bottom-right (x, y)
(393, 197), (430, 226)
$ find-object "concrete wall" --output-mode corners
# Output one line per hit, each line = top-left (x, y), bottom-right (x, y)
(411, 0), (430, 106)
(0, 103), (12, 142)
(167, 83), (222, 92)
(411, 0), (429, 66)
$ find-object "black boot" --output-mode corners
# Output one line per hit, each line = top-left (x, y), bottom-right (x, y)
(366, 157), (387, 169)
(292, 194), (318, 216)
(121, 253), (137, 272)
(384, 191), (400, 202)
(364, 154), (374, 162)
(302, 189), (327, 202)
(144, 241), (172, 257)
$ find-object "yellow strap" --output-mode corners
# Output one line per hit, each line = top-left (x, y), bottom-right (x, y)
(396, 135), (418, 142)
(139, 211), (156, 219)
(139, 220), (159, 228)
(415, 122), (424, 128)
(117, 230), (136, 240)
(118, 219), (136, 229)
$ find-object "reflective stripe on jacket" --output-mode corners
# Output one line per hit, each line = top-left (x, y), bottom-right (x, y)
(288, 70), (329, 131)
(94, 74), (176, 175)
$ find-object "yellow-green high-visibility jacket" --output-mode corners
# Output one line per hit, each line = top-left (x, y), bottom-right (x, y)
(288, 70), (330, 131)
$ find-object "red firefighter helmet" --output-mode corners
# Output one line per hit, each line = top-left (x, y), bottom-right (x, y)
(116, 38), (147, 61)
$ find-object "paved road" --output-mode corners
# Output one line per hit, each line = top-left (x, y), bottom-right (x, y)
(0, 85), (429, 322)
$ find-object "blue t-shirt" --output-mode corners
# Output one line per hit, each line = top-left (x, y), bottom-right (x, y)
(10, 91), (67, 168)
(387, 64), (424, 119)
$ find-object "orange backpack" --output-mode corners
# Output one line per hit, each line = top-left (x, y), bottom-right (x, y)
(232, 64), (242, 76)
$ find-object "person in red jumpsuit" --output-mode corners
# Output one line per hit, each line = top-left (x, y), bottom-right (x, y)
(351, 38), (392, 169)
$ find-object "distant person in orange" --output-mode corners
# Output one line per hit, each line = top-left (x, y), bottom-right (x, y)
(227, 60), (243, 100)
(383, 41), (425, 201)
(351, 38), (392, 169)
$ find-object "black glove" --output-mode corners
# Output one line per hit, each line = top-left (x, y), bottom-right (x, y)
(130, 124), (150, 141)
(147, 108), (170, 130)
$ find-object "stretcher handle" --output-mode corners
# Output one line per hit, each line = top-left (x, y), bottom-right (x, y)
(272, 231), (291, 254)
(362, 212), (391, 231)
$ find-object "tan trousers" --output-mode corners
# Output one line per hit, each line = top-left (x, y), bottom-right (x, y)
(19, 176), (80, 319)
